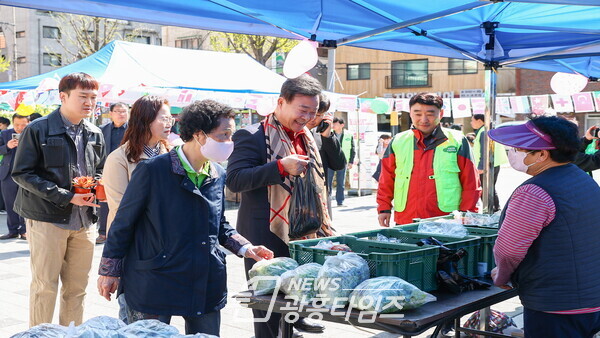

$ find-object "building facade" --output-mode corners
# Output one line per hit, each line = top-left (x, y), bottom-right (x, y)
(0, 6), (161, 82)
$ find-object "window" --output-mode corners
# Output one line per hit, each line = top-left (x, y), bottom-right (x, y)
(175, 37), (203, 50)
(43, 26), (61, 39)
(448, 58), (478, 75)
(131, 35), (151, 44)
(346, 63), (370, 80)
(390, 59), (430, 88)
(16, 31), (25, 38)
(43, 53), (61, 66)
(17, 56), (26, 64)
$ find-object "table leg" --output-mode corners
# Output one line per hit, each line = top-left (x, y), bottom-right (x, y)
(480, 306), (492, 338)
(455, 317), (460, 338)
(280, 317), (294, 338)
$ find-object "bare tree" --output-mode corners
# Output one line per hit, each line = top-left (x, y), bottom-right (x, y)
(50, 13), (147, 62)
(210, 33), (297, 65)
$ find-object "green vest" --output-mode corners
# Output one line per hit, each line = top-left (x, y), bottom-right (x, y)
(473, 127), (509, 167)
(391, 128), (463, 213)
(340, 132), (353, 163)
(585, 140), (599, 155)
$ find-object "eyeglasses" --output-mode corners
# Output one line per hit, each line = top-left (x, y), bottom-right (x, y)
(159, 116), (175, 124)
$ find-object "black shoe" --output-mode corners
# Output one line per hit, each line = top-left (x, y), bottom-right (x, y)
(293, 318), (325, 333)
(0, 233), (18, 240)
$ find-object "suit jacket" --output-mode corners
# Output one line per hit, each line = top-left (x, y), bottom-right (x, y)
(226, 123), (290, 258)
(100, 122), (128, 156)
(0, 128), (18, 181)
(312, 130), (346, 184)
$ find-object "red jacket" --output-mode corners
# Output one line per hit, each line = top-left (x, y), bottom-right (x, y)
(377, 127), (481, 225)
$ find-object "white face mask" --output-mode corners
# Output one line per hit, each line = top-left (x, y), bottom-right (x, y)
(507, 148), (535, 174)
(196, 133), (234, 162)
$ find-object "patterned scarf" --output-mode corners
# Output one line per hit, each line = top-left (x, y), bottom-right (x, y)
(263, 114), (334, 243)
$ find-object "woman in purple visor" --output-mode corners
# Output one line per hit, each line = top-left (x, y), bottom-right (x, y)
(489, 116), (600, 338)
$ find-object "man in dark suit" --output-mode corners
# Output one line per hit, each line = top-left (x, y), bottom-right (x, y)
(96, 102), (128, 244)
(305, 94), (346, 219)
(0, 114), (29, 239)
(227, 75), (327, 337)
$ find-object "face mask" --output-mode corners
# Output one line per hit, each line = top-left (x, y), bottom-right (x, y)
(507, 148), (535, 174)
(196, 133), (234, 162)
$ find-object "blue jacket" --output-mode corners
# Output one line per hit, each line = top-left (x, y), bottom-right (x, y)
(0, 128), (18, 181)
(100, 121), (128, 156)
(101, 150), (249, 316)
(501, 164), (600, 311)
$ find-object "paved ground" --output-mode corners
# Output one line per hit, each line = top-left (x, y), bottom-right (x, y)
(0, 165), (580, 337)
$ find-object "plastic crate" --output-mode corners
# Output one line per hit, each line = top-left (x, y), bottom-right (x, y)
(395, 224), (499, 274)
(349, 228), (481, 277)
(288, 235), (439, 291)
(414, 212), (499, 228)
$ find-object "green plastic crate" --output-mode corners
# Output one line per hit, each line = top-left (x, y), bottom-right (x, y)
(349, 228), (481, 277)
(288, 235), (439, 291)
(414, 212), (499, 228)
(395, 224), (499, 274)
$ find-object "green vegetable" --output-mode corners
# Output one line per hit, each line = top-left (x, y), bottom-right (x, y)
(316, 252), (370, 307)
(280, 263), (322, 302)
(349, 276), (436, 313)
(249, 257), (299, 295)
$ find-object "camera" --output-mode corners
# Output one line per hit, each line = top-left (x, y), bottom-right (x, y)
(11, 133), (20, 141)
(593, 128), (600, 138)
(315, 111), (334, 133)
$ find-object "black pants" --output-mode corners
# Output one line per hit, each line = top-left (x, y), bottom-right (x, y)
(97, 201), (109, 236)
(2, 177), (24, 235)
(244, 257), (282, 338)
(479, 166), (501, 212)
(127, 307), (221, 336)
(524, 307), (600, 338)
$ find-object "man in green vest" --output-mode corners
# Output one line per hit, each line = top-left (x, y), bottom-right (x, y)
(573, 125), (600, 175)
(327, 117), (355, 207)
(377, 93), (480, 226)
(470, 114), (508, 212)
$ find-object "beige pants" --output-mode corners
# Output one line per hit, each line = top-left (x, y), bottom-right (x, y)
(27, 219), (96, 327)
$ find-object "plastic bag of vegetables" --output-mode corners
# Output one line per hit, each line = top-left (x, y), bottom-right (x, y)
(249, 257), (299, 295)
(349, 276), (436, 313)
(280, 263), (322, 302)
(316, 252), (370, 307)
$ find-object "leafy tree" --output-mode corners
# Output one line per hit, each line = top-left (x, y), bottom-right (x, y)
(0, 56), (10, 72)
(50, 13), (148, 62)
(210, 33), (297, 65)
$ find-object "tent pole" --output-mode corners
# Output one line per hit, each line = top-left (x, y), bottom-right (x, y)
(327, 49), (336, 92)
(483, 66), (497, 214)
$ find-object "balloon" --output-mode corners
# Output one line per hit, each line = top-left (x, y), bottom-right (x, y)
(550, 72), (588, 95)
(256, 100), (275, 116)
(283, 39), (318, 79)
(370, 98), (391, 114)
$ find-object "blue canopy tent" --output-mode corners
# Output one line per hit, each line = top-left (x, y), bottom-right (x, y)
(1, 0), (598, 211)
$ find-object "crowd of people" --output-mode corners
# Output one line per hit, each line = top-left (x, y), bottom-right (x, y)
(1, 71), (600, 337)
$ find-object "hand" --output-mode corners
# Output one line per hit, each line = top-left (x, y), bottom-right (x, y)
(347, 163), (353, 170)
(319, 115), (333, 138)
(490, 267), (513, 289)
(585, 126), (598, 140)
(378, 213), (391, 227)
(97, 275), (119, 301)
(70, 193), (100, 207)
(245, 245), (274, 262)
(6, 139), (18, 149)
(478, 169), (484, 175)
(280, 154), (309, 176)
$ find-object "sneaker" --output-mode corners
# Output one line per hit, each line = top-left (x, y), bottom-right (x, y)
(0, 210), (6, 214)
(96, 234), (107, 244)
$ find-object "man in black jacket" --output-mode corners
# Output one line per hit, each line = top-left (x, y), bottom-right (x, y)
(12, 72), (105, 327)
(305, 94), (346, 218)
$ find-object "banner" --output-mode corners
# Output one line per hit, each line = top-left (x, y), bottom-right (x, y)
(551, 94), (574, 112)
(594, 91), (600, 112)
(451, 98), (471, 118)
(509, 96), (531, 115)
(470, 97), (486, 115)
(572, 92), (595, 112)
(347, 110), (378, 190)
(495, 97), (514, 117)
(529, 95), (549, 115)
(393, 98), (410, 112)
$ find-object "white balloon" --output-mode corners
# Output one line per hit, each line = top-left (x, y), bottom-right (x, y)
(256, 100), (275, 116)
(283, 39), (318, 79)
(550, 72), (588, 95)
